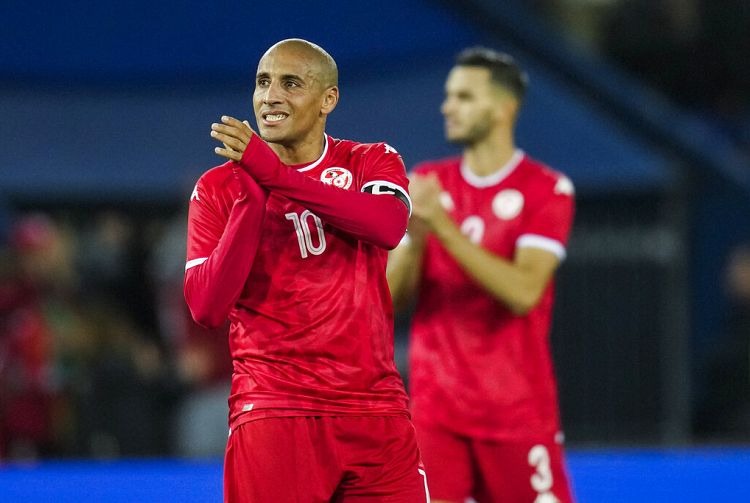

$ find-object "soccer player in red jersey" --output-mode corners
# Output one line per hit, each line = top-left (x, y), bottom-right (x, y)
(388, 48), (576, 503)
(184, 39), (428, 502)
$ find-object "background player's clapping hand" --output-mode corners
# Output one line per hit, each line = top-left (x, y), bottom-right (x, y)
(211, 116), (256, 161)
(409, 173), (448, 230)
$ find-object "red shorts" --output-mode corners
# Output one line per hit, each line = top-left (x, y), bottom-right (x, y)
(224, 415), (429, 502)
(415, 421), (574, 502)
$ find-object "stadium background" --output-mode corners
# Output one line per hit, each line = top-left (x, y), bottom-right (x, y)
(2, 0), (750, 500)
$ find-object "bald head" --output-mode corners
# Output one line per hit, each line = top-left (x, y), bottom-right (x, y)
(262, 38), (338, 89)
(252, 38), (340, 157)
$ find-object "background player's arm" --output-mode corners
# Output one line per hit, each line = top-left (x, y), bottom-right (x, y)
(387, 219), (428, 312)
(412, 173), (560, 315)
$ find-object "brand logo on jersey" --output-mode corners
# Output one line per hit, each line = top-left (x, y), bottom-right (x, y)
(384, 143), (398, 155)
(492, 189), (524, 220)
(320, 167), (353, 189)
(554, 176), (574, 196)
(190, 184), (200, 202)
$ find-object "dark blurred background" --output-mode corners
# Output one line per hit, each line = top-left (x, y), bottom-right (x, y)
(2, 0), (750, 460)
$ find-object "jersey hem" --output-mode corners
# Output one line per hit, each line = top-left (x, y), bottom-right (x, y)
(230, 408), (411, 431)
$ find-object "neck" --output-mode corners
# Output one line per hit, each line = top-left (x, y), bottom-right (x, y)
(268, 132), (326, 165)
(463, 130), (516, 177)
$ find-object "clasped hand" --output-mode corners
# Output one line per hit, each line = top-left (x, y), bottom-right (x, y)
(211, 116), (255, 162)
(409, 173), (448, 227)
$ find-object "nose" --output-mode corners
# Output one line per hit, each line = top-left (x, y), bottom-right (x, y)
(440, 99), (451, 117)
(261, 80), (283, 105)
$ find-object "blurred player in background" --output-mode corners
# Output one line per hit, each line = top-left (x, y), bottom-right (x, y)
(388, 47), (575, 502)
(183, 39), (428, 502)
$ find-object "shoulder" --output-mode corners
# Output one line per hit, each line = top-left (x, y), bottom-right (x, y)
(194, 162), (237, 191)
(331, 138), (405, 176)
(518, 154), (575, 198)
(197, 161), (235, 184)
(190, 162), (237, 203)
(330, 136), (400, 158)
(345, 140), (401, 161)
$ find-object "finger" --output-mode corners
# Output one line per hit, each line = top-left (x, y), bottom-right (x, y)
(211, 123), (249, 143)
(425, 172), (441, 184)
(409, 180), (429, 194)
(222, 115), (255, 135)
(214, 146), (242, 162)
(423, 174), (443, 191)
(220, 115), (242, 126)
(212, 123), (252, 147)
(210, 130), (247, 152)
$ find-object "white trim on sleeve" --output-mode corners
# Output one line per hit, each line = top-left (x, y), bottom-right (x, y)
(516, 234), (566, 260)
(185, 257), (208, 271)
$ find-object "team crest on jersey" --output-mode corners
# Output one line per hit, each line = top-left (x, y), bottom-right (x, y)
(320, 167), (353, 189)
(492, 189), (524, 220)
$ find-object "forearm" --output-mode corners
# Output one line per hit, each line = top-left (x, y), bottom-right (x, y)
(270, 169), (408, 249)
(430, 215), (544, 314)
(240, 136), (408, 249)
(387, 236), (426, 312)
(184, 195), (265, 328)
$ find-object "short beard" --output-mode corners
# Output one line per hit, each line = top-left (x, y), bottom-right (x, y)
(446, 122), (492, 146)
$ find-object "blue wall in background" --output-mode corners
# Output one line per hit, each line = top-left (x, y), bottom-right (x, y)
(2, 449), (750, 502)
(0, 0), (476, 81)
(0, 0), (669, 200)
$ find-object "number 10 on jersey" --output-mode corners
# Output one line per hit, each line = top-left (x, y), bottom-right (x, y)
(285, 210), (327, 258)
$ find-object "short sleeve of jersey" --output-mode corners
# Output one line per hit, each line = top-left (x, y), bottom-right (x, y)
(518, 175), (575, 259)
(359, 143), (412, 215)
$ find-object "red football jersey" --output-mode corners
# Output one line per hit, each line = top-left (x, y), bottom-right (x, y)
(186, 135), (412, 430)
(408, 151), (575, 441)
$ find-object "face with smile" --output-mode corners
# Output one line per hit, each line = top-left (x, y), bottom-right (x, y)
(252, 41), (338, 151)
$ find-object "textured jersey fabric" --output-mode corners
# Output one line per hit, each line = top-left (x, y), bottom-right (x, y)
(409, 152), (575, 441)
(185, 135), (412, 430)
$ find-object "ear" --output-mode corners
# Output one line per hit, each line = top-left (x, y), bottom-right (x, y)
(495, 93), (519, 125)
(321, 86), (339, 116)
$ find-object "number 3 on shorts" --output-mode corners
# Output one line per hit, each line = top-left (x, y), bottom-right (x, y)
(528, 444), (560, 503)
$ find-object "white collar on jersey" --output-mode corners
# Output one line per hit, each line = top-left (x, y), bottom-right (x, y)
(460, 149), (524, 188)
(296, 135), (330, 172)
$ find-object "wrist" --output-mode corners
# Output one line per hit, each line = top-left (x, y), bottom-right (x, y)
(239, 135), (279, 184)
